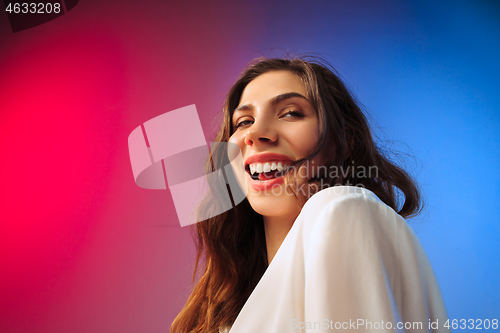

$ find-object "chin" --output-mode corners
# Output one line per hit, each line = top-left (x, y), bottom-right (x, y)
(246, 190), (299, 218)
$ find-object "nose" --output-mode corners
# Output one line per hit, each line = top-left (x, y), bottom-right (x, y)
(243, 118), (278, 146)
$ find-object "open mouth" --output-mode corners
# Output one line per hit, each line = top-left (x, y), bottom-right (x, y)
(245, 162), (289, 182)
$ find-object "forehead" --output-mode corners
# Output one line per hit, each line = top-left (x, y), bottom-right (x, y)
(239, 70), (307, 105)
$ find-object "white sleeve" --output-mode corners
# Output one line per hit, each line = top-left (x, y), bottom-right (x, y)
(304, 192), (450, 332)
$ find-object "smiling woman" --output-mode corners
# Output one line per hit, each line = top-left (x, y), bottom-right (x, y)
(229, 71), (324, 262)
(170, 57), (450, 333)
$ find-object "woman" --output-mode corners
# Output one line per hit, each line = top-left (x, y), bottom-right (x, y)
(171, 57), (449, 332)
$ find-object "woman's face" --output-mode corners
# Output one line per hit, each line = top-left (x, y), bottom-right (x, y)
(229, 70), (323, 219)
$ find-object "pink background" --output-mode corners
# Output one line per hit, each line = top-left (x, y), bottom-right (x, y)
(0, 1), (259, 331)
(1, 0), (499, 332)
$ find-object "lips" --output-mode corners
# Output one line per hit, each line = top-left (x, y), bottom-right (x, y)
(243, 153), (293, 191)
(244, 153), (292, 179)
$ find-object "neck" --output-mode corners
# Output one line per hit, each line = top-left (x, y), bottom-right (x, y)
(263, 209), (300, 265)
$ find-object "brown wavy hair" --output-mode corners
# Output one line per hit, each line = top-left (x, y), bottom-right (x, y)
(170, 57), (422, 333)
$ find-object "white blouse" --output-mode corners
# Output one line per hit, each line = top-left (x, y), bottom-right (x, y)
(222, 186), (449, 332)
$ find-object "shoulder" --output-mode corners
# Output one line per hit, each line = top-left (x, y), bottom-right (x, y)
(297, 186), (419, 269)
(301, 185), (393, 220)
(300, 186), (410, 240)
(293, 188), (449, 327)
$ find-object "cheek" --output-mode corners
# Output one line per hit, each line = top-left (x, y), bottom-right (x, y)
(228, 133), (247, 164)
(229, 133), (244, 149)
(292, 123), (320, 156)
(228, 134), (246, 162)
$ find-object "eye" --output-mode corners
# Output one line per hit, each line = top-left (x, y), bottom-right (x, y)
(234, 118), (254, 130)
(281, 110), (304, 119)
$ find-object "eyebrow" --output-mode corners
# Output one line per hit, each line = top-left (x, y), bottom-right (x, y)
(234, 92), (309, 113)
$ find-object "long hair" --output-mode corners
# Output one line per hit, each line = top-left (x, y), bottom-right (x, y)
(170, 57), (422, 332)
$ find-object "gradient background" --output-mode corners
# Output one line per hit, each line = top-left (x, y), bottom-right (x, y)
(0, 0), (499, 332)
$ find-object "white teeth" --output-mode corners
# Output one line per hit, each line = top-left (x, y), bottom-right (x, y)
(248, 161), (289, 175)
